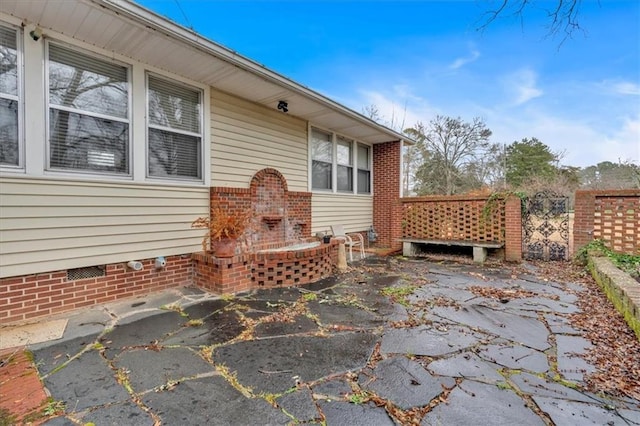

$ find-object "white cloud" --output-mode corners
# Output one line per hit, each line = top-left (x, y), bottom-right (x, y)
(503, 68), (543, 106)
(604, 80), (640, 96)
(602, 115), (640, 163)
(345, 79), (636, 167)
(449, 49), (480, 70)
(484, 109), (639, 167)
(492, 115), (600, 165)
(321, 38), (636, 169)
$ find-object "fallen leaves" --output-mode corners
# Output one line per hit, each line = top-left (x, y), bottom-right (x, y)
(468, 286), (539, 300)
(400, 254), (640, 401)
(570, 281), (640, 400)
(532, 260), (640, 401)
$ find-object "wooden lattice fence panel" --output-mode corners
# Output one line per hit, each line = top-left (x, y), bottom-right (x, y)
(401, 196), (506, 244)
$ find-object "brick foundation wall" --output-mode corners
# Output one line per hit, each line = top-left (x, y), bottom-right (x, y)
(574, 189), (640, 255)
(0, 255), (192, 324)
(373, 141), (402, 250)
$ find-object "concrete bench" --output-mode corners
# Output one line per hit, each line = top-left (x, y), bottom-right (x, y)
(400, 239), (504, 264)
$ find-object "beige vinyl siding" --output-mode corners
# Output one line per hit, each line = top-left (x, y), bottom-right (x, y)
(0, 177), (208, 278)
(311, 194), (373, 235)
(210, 89), (308, 191)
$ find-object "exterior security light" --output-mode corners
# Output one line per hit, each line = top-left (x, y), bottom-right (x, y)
(277, 100), (288, 113)
(30, 26), (43, 41)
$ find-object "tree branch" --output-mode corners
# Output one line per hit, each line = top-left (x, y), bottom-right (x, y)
(476, 0), (586, 46)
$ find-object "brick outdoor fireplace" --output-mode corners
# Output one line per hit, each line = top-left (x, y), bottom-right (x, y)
(192, 168), (338, 294)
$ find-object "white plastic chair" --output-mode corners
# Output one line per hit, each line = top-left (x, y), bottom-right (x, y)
(331, 225), (365, 261)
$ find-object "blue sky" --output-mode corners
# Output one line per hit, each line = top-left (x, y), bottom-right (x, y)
(136, 0), (639, 168)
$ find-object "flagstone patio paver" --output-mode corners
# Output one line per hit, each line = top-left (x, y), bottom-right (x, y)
(1, 257), (637, 425)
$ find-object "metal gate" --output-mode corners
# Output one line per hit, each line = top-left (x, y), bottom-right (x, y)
(522, 190), (570, 261)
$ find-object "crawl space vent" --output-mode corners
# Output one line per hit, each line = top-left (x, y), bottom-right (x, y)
(67, 265), (106, 281)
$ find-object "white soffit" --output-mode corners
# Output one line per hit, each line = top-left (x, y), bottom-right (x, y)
(0, 0), (409, 144)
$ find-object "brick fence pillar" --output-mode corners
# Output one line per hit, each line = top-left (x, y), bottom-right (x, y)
(573, 189), (639, 255)
(373, 141), (403, 250)
(573, 190), (596, 254)
(504, 195), (522, 262)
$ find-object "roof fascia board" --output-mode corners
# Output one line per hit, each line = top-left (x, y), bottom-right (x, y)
(95, 0), (410, 144)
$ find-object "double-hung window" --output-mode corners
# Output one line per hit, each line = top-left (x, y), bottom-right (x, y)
(310, 127), (372, 194)
(357, 143), (371, 194)
(337, 136), (353, 192)
(147, 75), (202, 180)
(47, 44), (130, 174)
(0, 25), (21, 167)
(311, 128), (333, 190)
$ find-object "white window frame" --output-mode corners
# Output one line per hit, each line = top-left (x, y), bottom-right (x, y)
(145, 72), (206, 182)
(0, 23), (210, 186)
(45, 41), (132, 177)
(308, 124), (372, 196)
(0, 23), (23, 171)
(336, 136), (354, 193)
(145, 71), (206, 182)
(310, 127), (334, 191)
(357, 143), (372, 194)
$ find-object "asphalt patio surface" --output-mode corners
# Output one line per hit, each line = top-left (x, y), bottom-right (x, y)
(4, 255), (640, 425)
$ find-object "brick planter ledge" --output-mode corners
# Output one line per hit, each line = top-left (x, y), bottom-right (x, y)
(192, 240), (339, 294)
(588, 255), (640, 340)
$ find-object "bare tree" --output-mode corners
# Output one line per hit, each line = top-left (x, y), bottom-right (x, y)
(579, 160), (640, 189)
(478, 0), (585, 44)
(363, 103), (418, 195)
(408, 116), (492, 195)
(362, 102), (409, 132)
(468, 142), (505, 190)
(362, 104), (382, 123)
(401, 144), (421, 196)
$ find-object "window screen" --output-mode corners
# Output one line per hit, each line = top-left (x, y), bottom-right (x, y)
(48, 44), (130, 174)
(147, 75), (202, 180)
(337, 137), (353, 192)
(357, 144), (371, 194)
(0, 26), (19, 166)
(311, 128), (333, 190)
